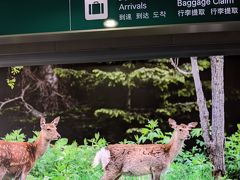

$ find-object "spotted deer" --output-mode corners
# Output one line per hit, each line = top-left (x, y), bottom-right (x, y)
(0, 117), (61, 180)
(93, 118), (198, 180)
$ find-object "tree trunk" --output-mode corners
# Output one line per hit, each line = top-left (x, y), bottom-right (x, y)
(42, 65), (58, 91)
(210, 56), (226, 178)
(190, 57), (211, 148)
(191, 56), (226, 179)
(40, 65), (59, 112)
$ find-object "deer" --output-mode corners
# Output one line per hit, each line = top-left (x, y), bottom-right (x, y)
(92, 118), (198, 180)
(0, 116), (61, 180)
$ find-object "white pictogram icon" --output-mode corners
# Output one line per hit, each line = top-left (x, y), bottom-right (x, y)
(85, 0), (108, 20)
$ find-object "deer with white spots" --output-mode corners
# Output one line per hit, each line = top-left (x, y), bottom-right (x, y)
(0, 117), (61, 180)
(92, 118), (198, 180)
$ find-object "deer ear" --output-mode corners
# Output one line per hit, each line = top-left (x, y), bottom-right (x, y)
(40, 117), (46, 129)
(188, 122), (198, 129)
(51, 116), (60, 126)
(168, 118), (177, 129)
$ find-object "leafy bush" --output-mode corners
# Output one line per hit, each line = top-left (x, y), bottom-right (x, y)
(29, 138), (102, 180)
(133, 120), (171, 144)
(225, 124), (240, 179)
(2, 129), (26, 141)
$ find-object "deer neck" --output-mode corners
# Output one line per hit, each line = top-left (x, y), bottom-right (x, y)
(166, 131), (184, 162)
(33, 131), (51, 159)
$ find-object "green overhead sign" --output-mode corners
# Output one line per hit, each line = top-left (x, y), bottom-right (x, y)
(0, 0), (239, 36)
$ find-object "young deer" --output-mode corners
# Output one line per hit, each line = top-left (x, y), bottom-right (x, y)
(93, 118), (198, 180)
(0, 116), (61, 180)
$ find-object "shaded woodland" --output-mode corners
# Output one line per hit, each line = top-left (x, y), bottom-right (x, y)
(0, 57), (239, 143)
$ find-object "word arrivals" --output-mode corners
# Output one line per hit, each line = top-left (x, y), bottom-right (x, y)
(119, 2), (147, 11)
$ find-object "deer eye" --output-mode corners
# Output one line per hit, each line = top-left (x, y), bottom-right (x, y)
(179, 129), (182, 131)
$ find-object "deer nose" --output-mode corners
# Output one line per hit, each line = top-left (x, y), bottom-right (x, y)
(57, 134), (61, 139)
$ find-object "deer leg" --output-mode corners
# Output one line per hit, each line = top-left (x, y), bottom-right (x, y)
(19, 172), (27, 180)
(150, 167), (162, 180)
(16, 167), (28, 180)
(152, 173), (161, 180)
(115, 174), (122, 180)
(19, 169), (30, 180)
(101, 170), (121, 180)
(151, 173), (154, 179)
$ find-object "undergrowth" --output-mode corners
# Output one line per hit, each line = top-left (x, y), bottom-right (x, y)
(1, 120), (239, 180)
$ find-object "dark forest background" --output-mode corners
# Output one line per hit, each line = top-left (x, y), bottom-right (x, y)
(0, 57), (239, 144)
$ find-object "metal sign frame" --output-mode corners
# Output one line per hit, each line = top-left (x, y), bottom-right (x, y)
(0, 21), (240, 67)
(0, 21), (240, 45)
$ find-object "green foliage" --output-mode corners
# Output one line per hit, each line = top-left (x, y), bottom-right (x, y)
(94, 108), (148, 123)
(54, 68), (88, 79)
(133, 120), (171, 144)
(2, 129), (26, 141)
(198, 60), (211, 71)
(92, 70), (129, 87)
(84, 132), (107, 148)
(6, 66), (23, 89)
(54, 59), (211, 124)
(156, 102), (196, 116)
(169, 152), (213, 180)
(30, 138), (102, 179)
(11, 66), (23, 75)
(54, 68), (93, 88)
(225, 124), (240, 179)
(6, 78), (16, 89)
(129, 66), (185, 90)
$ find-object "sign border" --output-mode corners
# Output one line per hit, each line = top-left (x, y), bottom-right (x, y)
(0, 21), (239, 45)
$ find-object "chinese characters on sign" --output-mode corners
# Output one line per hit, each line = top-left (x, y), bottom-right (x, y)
(177, 0), (238, 17)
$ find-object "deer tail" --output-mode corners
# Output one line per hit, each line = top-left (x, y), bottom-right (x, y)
(92, 148), (110, 169)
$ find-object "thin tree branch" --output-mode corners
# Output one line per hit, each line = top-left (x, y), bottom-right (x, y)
(21, 98), (45, 118)
(0, 97), (21, 110)
(0, 84), (45, 118)
(170, 58), (192, 75)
